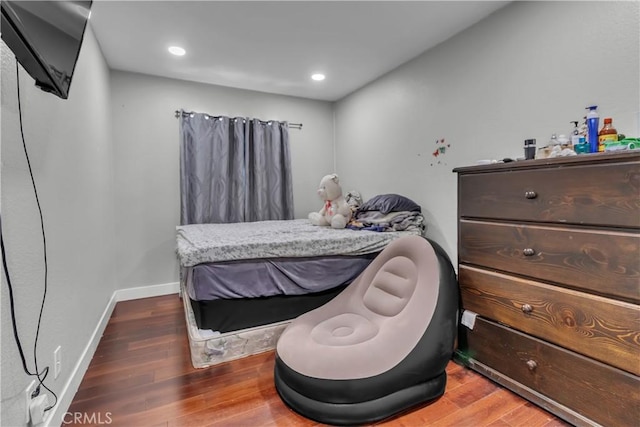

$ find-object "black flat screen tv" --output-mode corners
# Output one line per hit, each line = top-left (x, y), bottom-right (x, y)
(1, 1), (92, 99)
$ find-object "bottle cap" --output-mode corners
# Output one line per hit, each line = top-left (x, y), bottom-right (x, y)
(604, 117), (612, 123)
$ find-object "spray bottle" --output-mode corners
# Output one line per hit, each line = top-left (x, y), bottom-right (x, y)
(586, 106), (599, 153)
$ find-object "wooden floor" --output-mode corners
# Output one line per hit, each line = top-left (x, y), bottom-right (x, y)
(68, 295), (572, 426)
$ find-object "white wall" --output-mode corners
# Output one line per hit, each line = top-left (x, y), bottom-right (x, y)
(1, 28), (116, 426)
(335, 1), (640, 261)
(109, 71), (334, 289)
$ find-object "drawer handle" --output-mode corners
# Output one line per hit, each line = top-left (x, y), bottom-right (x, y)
(521, 304), (533, 314)
(523, 248), (535, 256)
(526, 360), (538, 371)
(524, 191), (537, 199)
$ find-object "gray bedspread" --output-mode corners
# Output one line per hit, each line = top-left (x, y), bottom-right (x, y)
(176, 219), (419, 267)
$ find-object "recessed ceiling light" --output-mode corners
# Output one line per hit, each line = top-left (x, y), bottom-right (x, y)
(168, 46), (186, 56)
(311, 73), (325, 81)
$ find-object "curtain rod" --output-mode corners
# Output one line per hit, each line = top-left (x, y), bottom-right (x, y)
(174, 110), (302, 129)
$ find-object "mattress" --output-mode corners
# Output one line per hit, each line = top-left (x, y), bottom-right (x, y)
(176, 218), (419, 267)
(177, 219), (419, 349)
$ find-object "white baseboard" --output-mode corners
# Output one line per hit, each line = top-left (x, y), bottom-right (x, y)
(114, 281), (180, 302)
(44, 282), (179, 426)
(44, 292), (117, 427)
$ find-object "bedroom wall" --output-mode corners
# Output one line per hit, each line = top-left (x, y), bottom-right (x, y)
(334, 0), (640, 261)
(109, 71), (334, 290)
(0, 27), (116, 426)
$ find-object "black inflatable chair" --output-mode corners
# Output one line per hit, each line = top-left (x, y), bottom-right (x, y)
(274, 235), (459, 425)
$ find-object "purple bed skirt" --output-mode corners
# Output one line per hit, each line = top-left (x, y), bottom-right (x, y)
(187, 254), (377, 301)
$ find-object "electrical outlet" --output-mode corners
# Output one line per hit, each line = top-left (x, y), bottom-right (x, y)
(54, 346), (62, 379)
(25, 380), (37, 424)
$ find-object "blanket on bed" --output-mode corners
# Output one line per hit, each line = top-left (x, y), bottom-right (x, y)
(177, 219), (419, 267)
(347, 211), (424, 232)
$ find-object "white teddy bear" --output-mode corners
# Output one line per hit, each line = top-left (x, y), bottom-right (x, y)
(308, 174), (352, 229)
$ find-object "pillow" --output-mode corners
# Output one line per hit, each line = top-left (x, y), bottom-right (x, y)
(358, 194), (421, 214)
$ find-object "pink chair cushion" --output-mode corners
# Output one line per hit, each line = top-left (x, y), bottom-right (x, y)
(276, 235), (439, 380)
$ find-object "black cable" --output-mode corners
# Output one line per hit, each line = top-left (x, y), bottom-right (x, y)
(0, 216), (36, 376)
(10, 59), (58, 411)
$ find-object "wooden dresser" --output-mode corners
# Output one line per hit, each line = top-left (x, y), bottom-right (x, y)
(453, 152), (640, 427)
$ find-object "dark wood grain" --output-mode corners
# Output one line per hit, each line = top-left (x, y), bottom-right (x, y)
(458, 158), (640, 228)
(460, 317), (640, 427)
(459, 219), (640, 302)
(455, 151), (640, 427)
(453, 151), (640, 174)
(66, 295), (569, 427)
(459, 265), (640, 376)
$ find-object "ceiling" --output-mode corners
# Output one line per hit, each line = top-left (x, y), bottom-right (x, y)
(89, 1), (509, 102)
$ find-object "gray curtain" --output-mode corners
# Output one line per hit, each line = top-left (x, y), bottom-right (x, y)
(245, 120), (294, 222)
(179, 112), (293, 225)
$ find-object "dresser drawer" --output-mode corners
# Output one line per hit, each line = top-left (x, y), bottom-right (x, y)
(458, 160), (640, 228)
(459, 317), (640, 427)
(459, 220), (640, 301)
(459, 265), (640, 376)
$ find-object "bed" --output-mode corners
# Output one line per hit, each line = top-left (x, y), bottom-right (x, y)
(176, 217), (423, 367)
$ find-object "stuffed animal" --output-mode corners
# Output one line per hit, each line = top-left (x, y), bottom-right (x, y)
(308, 174), (352, 229)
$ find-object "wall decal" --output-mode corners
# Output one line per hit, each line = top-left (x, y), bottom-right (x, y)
(429, 138), (450, 166)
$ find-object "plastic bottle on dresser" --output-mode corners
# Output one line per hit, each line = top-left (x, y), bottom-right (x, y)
(570, 121), (580, 147)
(585, 105), (599, 153)
(598, 118), (618, 152)
(574, 136), (589, 154)
(579, 117), (588, 139)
